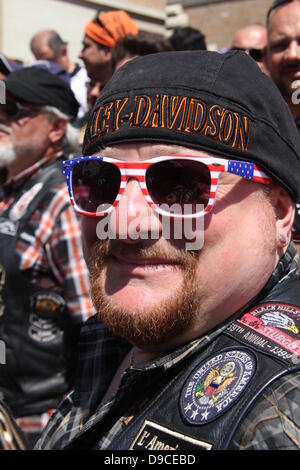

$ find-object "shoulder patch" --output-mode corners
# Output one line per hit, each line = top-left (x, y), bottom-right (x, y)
(180, 349), (256, 425)
(9, 183), (43, 221)
(226, 303), (300, 365)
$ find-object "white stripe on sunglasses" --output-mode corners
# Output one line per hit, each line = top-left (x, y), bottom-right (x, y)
(62, 154), (272, 218)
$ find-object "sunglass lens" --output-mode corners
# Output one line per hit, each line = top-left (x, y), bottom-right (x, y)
(146, 159), (211, 215)
(249, 49), (263, 62)
(72, 160), (121, 213)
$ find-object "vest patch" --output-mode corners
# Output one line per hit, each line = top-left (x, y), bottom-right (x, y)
(28, 314), (61, 343)
(129, 419), (212, 450)
(9, 183), (43, 222)
(226, 303), (300, 365)
(180, 349), (256, 425)
(0, 217), (18, 237)
(28, 293), (65, 343)
(30, 292), (66, 316)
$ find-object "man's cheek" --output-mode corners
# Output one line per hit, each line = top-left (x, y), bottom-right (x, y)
(81, 217), (100, 262)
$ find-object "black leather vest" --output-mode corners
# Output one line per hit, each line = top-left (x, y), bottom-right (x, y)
(110, 276), (300, 450)
(0, 160), (70, 417)
(67, 273), (300, 450)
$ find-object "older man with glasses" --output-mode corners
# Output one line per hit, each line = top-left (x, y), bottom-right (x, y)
(37, 50), (300, 451)
(0, 67), (94, 448)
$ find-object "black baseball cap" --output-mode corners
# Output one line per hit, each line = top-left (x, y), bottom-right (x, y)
(4, 67), (79, 120)
(83, 50), (300, 201)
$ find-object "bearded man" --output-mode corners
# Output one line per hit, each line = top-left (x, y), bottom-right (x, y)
(37, 50), (300, 451)
(79, 10), (138, 87)
(0, 67), (94, 447)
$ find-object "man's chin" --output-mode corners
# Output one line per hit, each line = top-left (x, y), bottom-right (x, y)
(92, 281), (198, 347)
(102, 283), (180, 315)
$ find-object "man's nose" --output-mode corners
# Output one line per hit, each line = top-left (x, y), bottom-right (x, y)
(109, 179), (161, 242)
(283, 40), (300, 61)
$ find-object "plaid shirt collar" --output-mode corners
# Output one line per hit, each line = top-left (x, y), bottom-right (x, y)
(1, 152), (64, 196)
(73, 242), (299, 418)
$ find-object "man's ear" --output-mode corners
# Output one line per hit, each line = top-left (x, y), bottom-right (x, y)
(61, 44), (68, 57)
(272, 185), (295, 248)
(48, 117), (67, 144)
(102, 47), (112, 62)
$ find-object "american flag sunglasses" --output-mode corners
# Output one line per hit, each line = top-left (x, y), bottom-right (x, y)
(62, 154), (272, 218)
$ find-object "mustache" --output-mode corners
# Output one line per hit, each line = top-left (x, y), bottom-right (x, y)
(90, 239), (199, 268)
(280, 62), (300, 72)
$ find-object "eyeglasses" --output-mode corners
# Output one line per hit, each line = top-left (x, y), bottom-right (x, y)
(232, 47), (264, 62)
(62, 154), (272, 219)
(1, 100), (41, 118)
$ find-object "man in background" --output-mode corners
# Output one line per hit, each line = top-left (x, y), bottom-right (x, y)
(0, 67), (94, 447)
(265, 0), (300, 248)
(79, 10), (138, 88)
(30, 30), (89, 122)
(265, 0), (300, 121)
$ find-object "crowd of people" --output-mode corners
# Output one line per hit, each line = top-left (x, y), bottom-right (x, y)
(0, 0), (300, 451)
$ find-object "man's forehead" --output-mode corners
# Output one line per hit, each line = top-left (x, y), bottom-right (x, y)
(269, 1), (300, 32)
(99, 143), (216, 161)
(234, 26), (266, 42)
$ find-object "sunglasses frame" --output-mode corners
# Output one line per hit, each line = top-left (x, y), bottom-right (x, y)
(62, 154), (272, 219)
(232, 47), (264, 62)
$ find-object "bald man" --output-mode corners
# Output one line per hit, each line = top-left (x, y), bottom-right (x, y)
(232, 24), (268, 73)
(30, 30), (88, 120)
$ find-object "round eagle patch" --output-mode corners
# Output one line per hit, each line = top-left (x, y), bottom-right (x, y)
(180, 349), (256, 425)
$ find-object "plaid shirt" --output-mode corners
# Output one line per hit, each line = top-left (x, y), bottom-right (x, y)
(0, 154), (94, 438)
(36, 244), (300, 450)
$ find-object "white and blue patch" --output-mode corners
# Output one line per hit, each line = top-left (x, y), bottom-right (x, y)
(180, 349), (256, 425)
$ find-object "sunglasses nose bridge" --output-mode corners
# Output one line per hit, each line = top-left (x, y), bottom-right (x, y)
(111, 176), (161, 241)
(121, 165), (149, 202)
(120, 173), (149, 207)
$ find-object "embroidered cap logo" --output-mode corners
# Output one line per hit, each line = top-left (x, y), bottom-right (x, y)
(85, 94), (251, 154)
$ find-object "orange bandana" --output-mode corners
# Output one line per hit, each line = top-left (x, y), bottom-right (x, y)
(85, 10), (139, 48)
